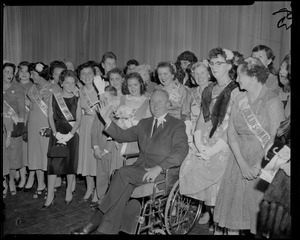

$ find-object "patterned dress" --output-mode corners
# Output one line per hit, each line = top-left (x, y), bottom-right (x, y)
(77, 86), (98, 176)
(213, 86), (285, 234)
(180, 87), (239, 205)
(27, 82), (61, 170)
(3, 82), (26, 170)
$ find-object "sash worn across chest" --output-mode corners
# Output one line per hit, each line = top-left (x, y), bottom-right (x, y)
(239, 96), (270, 149)
(54, 93), (74, 121)
(31, 84), (48, 117)
(82, 87), (96, 112)
(191, 88), (201, 105)
(3, 101), (19, 124)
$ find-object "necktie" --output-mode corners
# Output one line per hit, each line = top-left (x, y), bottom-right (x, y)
(152, 118), (158, 137)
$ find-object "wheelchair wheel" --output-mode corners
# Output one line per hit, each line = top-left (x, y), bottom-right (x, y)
(164, 180), (202, 235)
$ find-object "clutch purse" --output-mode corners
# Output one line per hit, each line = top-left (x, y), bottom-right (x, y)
(47, 144), (69, 158)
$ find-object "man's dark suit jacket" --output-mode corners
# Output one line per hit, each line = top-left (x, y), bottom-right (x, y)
(105, 113), (189, 171)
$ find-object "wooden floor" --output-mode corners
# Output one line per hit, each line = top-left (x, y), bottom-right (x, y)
(2, 176), (212, 237)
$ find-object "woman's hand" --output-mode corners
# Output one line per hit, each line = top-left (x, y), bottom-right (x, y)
(239, 160), (256, 180)
(5, 136), (11, 148)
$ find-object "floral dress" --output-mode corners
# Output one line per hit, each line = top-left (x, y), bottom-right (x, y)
(180, 87), (240, 205)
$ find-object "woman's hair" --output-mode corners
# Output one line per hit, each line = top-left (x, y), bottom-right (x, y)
(123, 59), (139, 74)
(208, 47), (236, 80)
(59, 69), (79, 85)
(76, 61), (95, 79)
(176, 50), (198, 65)
(28, 62), (51, 80)
(239, 57), (269, 84)
(157, 61), (176, 75)
(252, 45), (277, 75)
(121, 72), (147, 95)
(86, 60), (102, 75)
(107, 67), (124, 79)
(278, 53), (291, 88)
(15, 61), (31, 82)
(3, 62), (16, 73)
(105, 85), (117, 97)
(49, 60), (67, 77)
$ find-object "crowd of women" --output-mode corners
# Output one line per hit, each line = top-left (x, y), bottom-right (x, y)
(3, 45), (291, 237)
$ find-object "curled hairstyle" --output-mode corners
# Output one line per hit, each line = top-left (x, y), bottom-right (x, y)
(76, 61), (95, 79)
(126, 59), (139, 66)
(16, 61), (31, 82)
(3, 62), (16, 75)
(121, 72), (147, 95)
(28, 62), (51, 80)
(208, 47), (236, 80)
(59, 70), (79, 85)
(107, 67), (124, 79)
(176, 51), (198, 65)
(49, 60), (67, 77)
(239, 57), (269, 84)
(252, 45), (277, 75)
(280, 53), (291, 82)
(157, 61), (176, 75)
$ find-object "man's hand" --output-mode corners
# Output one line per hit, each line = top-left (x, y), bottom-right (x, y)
(142, 165), (162, 183)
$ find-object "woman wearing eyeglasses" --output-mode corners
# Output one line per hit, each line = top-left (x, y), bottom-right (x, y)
(179, 47), (240, 233)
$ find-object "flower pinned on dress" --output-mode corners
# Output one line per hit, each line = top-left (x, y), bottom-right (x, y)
(35, 63), (44, 73)
(223, 49), (234, 61)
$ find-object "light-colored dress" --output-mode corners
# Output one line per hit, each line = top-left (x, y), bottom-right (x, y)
(112, 94), (151, 169)
(19, 81), (33, 167)
(180, 87), (239, 206)
(213, 86), (285, 234)
(156, 81), (190, 120)
(27, 82), (61, 170)
(3, 82), (26, 170)
(3, 106), (14, 176)
(77, 86), (98, 176)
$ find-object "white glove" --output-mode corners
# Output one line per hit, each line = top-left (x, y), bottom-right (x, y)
(60, 132), (74, 143)
(93, 75), (105, 95)
(55, 132), (64, 141)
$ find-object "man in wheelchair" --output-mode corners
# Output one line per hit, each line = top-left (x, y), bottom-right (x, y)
(72, 89), (189, 235)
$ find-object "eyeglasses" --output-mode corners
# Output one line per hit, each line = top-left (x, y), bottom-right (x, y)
(208, 61), (227, 67)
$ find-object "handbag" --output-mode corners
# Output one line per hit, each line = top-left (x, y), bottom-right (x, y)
(47, 143), (69, 158)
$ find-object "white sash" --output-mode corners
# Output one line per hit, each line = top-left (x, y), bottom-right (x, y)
(239, 96), (270, 149)
(3, 101), (19, 124)
(54, 93), (74, 121)
(191, 87), (201, 105)
(82, 87), (97, 113)
(31, 85), (48, 117)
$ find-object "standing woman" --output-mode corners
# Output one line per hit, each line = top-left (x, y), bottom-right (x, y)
(25, 62), (61, 198)
(3, 62), (26, 196)
(252, 45), (280, 95)
(213, 57), (285, 235)
(155, 61), (190, 120)
(15, 61), (33, 191)
(77, 62), (99, 203)
(43, 70), (81, 209)
(180, 48), (240, 229)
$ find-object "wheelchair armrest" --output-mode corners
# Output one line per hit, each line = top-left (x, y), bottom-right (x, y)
(123, 153), (139, 160)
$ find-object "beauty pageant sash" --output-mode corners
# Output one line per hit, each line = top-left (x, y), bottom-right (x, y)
(3, 100), (19, 124)
(54, 93), (75, 122)
(31, 84), (48, 117)
(191, 87), (201, 105)
(239, 96), (270, 149)
(82, 87), (97, 113)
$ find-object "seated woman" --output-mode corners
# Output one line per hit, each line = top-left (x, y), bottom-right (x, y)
(111, 72), (152, 168)
(179, 48), (240, 230)
(155, 61), (190, 121)
(277, 53), (290, 119)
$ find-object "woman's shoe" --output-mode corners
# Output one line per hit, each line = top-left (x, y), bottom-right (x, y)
(65, 198), (73, 206)
(78, 190), (93, 203)
(41, 195), (56, 210)
(90, 201), (99, 210)
(23, 180), (35, 192)
(33, 186), (47, 199)
(10, 190), (17, 196)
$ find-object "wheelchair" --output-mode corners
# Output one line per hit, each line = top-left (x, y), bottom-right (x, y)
(112, 153), (202, 235)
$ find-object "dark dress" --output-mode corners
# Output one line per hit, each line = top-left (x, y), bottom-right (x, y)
(48, 95), (79, 175)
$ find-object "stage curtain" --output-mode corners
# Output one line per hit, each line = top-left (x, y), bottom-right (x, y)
(3, 3), (291, 70)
